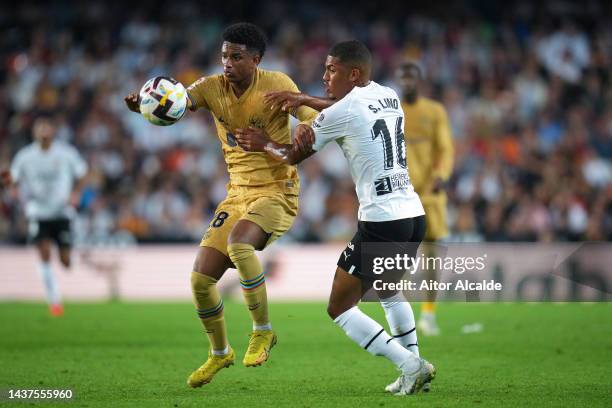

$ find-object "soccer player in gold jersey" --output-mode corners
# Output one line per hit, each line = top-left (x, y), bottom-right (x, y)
(124, 23), (318, 387)
(396, 61), (454, 336)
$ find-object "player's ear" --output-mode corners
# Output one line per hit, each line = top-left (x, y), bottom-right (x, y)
(252, 53), (262, 66)
(349, 68), (360, 83)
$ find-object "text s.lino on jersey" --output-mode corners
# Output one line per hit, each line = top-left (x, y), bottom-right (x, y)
(312, 81), (424, 222)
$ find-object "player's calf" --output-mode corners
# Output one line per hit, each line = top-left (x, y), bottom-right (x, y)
(191, 271), (229, 352)
(59, 247), (71, 269)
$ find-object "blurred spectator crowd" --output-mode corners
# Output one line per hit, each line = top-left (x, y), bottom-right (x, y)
(0, 0), (611, 244)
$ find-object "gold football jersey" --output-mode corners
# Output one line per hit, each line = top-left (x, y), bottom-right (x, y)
(402, 97), (454, 197)
(188, 69), (318, 194)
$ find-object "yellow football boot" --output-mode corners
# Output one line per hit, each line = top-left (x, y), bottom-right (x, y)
(187, 347), (235, 388)
(243, 330), (277, 367)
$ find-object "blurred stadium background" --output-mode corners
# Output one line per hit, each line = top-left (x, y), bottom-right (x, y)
(0, 0), (611, 301)
(0, 2), (611, 407)
(2, 0), (611, 243)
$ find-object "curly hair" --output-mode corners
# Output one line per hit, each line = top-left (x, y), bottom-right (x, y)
(222, 23), (267, 58)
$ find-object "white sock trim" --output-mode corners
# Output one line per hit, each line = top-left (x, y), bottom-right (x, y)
(254, 322), (272, 331)
(380, 292), (406, 308)
(212, 345), (230, 356)
(333, 306), (357, 325)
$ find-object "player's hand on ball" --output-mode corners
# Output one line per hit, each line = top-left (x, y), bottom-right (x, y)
(234, 127), (271, 152)
(293, 124), (315, 154)
(124, 92), (141, 113)
(264, 91), (304, 112)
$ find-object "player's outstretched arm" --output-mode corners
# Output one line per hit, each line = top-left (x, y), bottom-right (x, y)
(264, 91), (336, 112)
(123, 92), (193, 113)
(234, 125), (315, 165)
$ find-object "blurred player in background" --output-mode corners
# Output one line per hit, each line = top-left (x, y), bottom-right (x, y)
(0, 116), (87, 316)
(397, 61), (454, 336)
(125, 22), (318, 388)
(236, 40), (435, 396)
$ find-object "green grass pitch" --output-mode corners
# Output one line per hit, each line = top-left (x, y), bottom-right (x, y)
(0, 302), (610, 407)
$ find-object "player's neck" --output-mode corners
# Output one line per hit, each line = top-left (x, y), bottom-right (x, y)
(356, 79), (370, 88)
(230, 72), (255, 99)
(403, 93), (419, 104)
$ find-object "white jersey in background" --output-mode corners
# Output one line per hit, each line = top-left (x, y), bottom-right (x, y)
(312, 81), (424, 222)
(10, 142), (87, 220)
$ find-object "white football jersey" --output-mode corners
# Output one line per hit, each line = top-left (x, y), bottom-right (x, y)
(312, 81), (424, 222)
(10, 141), (87, 220)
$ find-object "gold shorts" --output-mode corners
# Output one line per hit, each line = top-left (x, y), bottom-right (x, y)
(421, 194), (449, 241)
(200, 188), (298, 256)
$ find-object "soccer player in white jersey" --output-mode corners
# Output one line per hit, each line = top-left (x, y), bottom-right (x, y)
(235, 40), (435, 396)
(0, 116), (87, 316)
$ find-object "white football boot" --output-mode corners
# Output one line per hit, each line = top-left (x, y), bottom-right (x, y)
(385, 376), (431, 393)
(391, 358), (436, 396)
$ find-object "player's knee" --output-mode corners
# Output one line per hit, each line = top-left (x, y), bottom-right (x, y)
(60, 251), (71, 268)
(38, 243), (51, 262)
(227, 242), (255, 264)
(191, 271), (218, 297)
(61, 257), (71, 269)
(327, 302), (348, 320)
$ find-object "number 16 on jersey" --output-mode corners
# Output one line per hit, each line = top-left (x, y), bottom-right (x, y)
(371, 117), (406, 170)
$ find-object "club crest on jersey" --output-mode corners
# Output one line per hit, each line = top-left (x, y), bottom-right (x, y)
(249, 117), (265, 129)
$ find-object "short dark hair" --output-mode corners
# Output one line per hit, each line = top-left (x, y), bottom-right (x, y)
(222, 23), (267, 58)
(329, 40), (372, 75)
(399, 60), (424, 79)
(34, 112), (57, 124)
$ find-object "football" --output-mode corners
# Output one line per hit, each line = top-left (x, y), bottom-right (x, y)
(139, 76), (188, 126)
